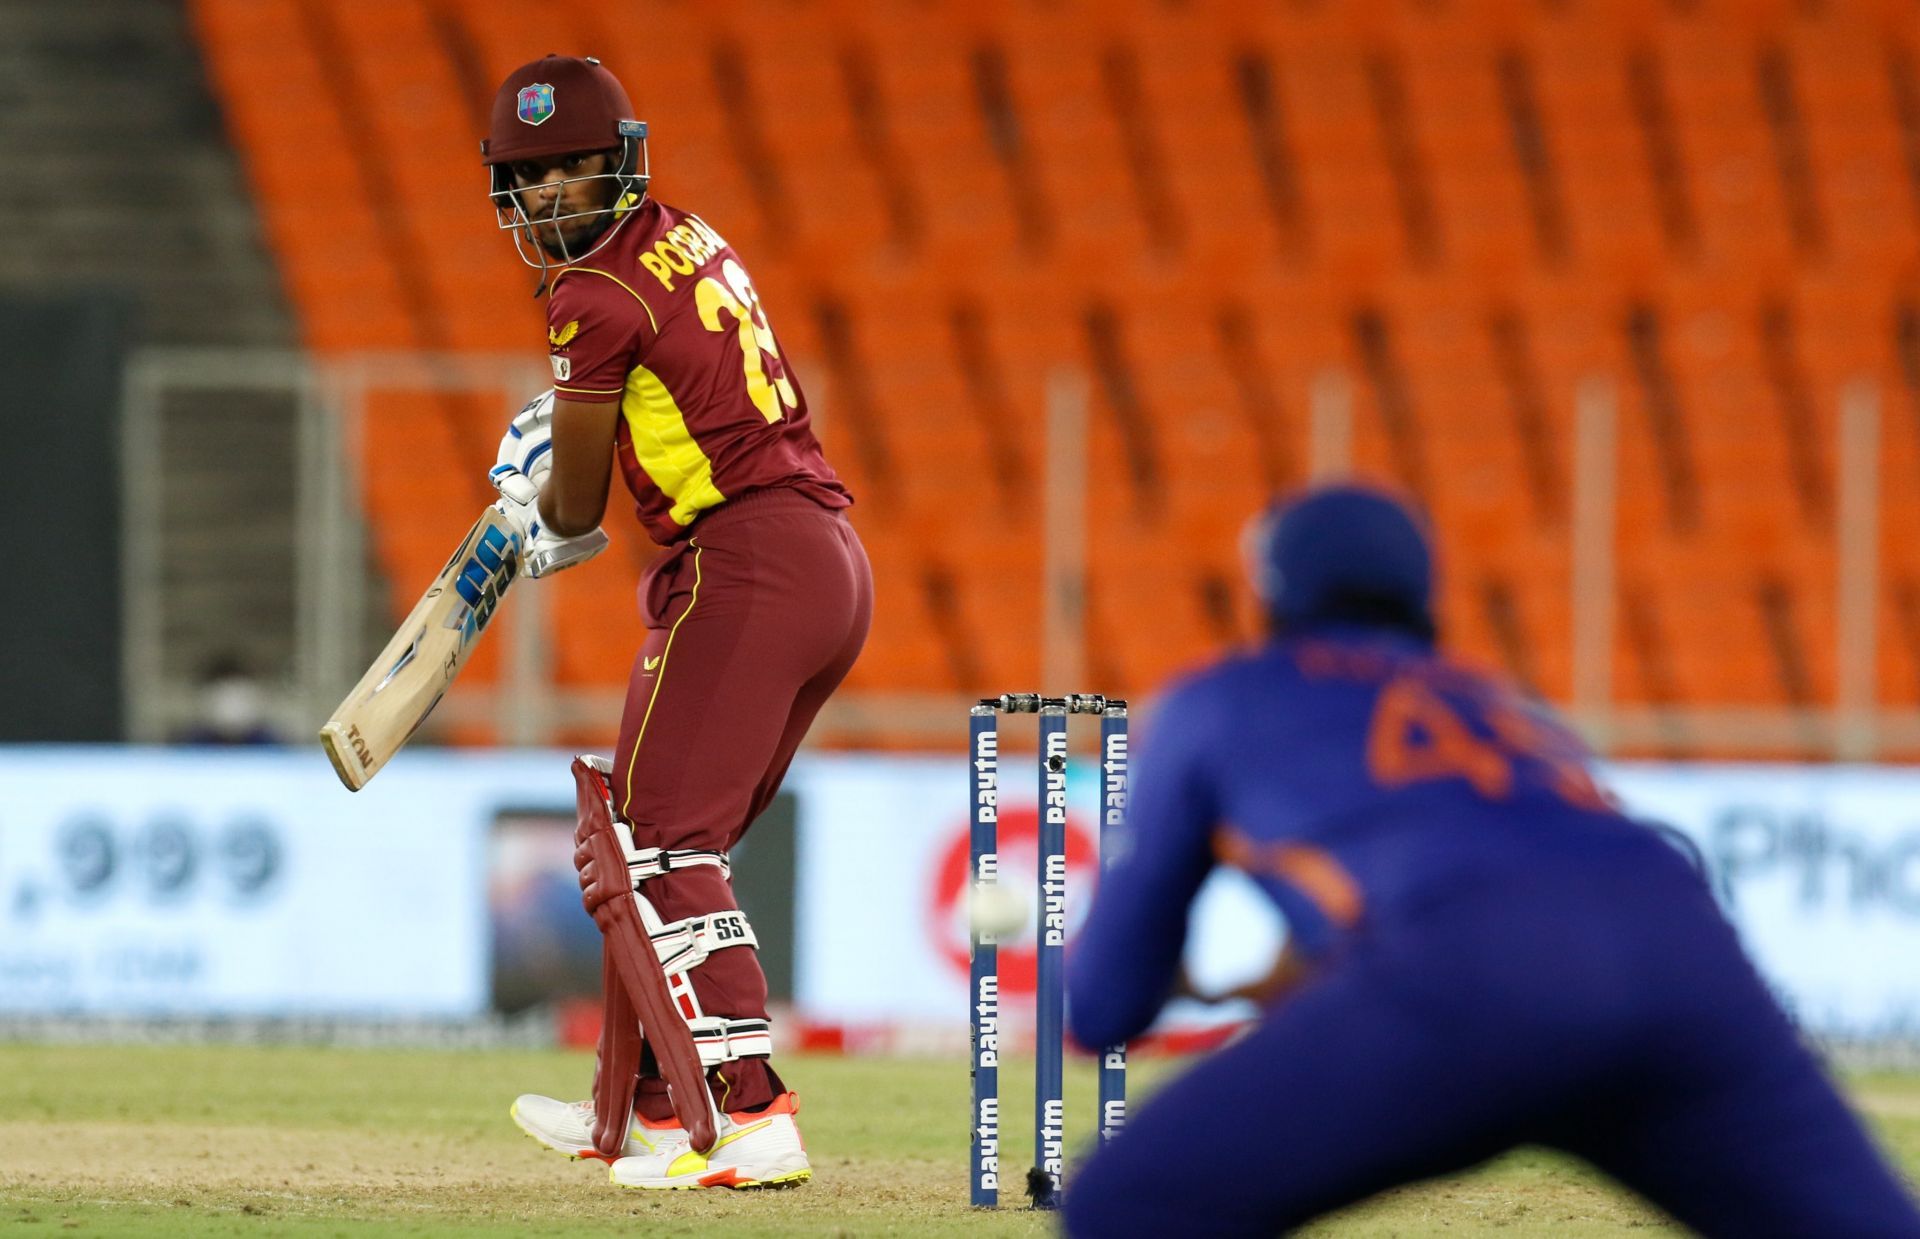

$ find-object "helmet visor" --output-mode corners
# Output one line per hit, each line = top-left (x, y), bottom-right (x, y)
(488, 128), (650, 268)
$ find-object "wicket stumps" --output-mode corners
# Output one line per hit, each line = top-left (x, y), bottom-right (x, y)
(969, 693), (1129, 1210)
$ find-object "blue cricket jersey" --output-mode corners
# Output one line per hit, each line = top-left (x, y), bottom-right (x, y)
(1063, 622), (1920, 1237)
(1068, 626), (1671, 1050)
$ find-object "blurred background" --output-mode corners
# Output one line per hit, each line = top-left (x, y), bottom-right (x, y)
(3, 0), (1918, 1054)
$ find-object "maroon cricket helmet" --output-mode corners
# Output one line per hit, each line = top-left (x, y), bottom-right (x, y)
(481, 55), (651, 277)
(481, 54), (636, 165)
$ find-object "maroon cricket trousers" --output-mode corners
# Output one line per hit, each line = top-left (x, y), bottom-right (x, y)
(611, 487), (872, 1118)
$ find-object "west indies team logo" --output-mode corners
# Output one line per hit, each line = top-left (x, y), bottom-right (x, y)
(517, 83), (556, 126)
(926, 803), (1100, 997)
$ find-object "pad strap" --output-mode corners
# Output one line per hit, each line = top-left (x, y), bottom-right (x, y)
(689, 1016), (774, 1067)
(576, 756), (734, 886)
(633, 904), (768, 1066)
(650, 909), (758, 978)
(626, 847), (731, 884)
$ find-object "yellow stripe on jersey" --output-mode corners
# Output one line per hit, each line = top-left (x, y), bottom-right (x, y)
(621, 362), (728, 526)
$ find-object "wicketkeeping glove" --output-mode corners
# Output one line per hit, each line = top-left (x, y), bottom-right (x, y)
(490, 389), (609, 579)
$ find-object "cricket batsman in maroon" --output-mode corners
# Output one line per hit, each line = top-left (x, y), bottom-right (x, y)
(478, 55), (871, 1190)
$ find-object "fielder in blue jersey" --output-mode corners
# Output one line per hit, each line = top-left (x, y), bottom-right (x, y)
(1064, 485), (1920, 1238)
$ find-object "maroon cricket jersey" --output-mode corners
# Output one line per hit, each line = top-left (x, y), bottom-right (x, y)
(544, 198), (850, 544)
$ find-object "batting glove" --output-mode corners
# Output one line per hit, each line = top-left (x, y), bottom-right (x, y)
(490, 389), (609, 579)
(491, 389), (557, 507)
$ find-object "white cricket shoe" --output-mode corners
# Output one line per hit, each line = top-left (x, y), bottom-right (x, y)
(510, 1094), (682, 1162)
(608, 1091), (811, 1190)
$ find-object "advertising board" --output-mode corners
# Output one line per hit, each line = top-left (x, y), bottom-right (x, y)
(1, 748), (1915, 1038)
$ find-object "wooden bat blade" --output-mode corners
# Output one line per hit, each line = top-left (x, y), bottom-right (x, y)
(319, 506), (523, 790)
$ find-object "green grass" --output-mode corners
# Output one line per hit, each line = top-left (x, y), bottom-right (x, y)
(0, 1045), (1914, 1236)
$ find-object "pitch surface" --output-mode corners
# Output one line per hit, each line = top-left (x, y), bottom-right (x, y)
(1, 1045), (1914, 1236)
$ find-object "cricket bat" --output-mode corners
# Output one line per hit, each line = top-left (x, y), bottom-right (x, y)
(320, 505), (523, 790)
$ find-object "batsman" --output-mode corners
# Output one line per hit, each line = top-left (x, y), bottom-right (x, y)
(479, 55), (871, 1189)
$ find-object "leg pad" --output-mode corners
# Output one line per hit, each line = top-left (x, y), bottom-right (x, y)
(574, 757), (721, 1155)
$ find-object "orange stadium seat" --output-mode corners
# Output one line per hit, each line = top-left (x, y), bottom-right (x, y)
(187, 0), (1920, 754)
